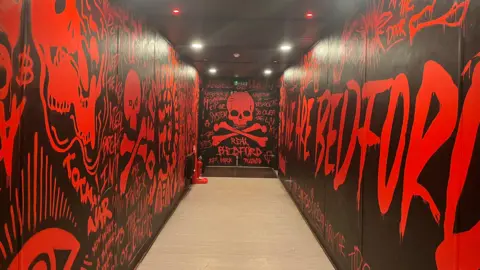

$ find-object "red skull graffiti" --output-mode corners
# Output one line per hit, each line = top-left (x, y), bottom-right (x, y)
(227, 92), (254, 128)
(124, 70), (141, 130)
(30, 0), (107, 155)
(212, 91), (268, 147)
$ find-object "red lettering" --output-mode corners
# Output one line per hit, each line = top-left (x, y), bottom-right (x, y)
(436, 61), (480, 270)
(378, 74), (410, 215)
(357, 80), (388, 209)
(87, 198), (113, 235)
(334, 81), (361, 190)
(325, 93), (342, 175)
(63, 153), (98, 206)
(285, 102), (296, 150)
(401, 61), (458, 237)
(296, 96), (314, 160)
(315, 90), (331, 176)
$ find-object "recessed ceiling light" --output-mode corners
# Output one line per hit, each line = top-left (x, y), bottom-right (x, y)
(209, 68), (217, 74)
(264, 69), (272, 76)
(273, 60), (278, 63)
(191, 42), (203, 50)
(305, 11), (314, 19)
(280, 44), (292, 52)
(172, 8), (181, 15)
(233, 53), (240, 58)
(234, 74), (239, 78)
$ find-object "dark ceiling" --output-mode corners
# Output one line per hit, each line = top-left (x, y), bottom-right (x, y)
(117, 0), (330, 78)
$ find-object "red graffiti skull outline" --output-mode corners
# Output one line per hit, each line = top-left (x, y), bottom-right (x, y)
(124, 70), (142, 130)
(213, 92), (268, 147)
(227, 92), (254, 128)
(31, 0), (108, 171)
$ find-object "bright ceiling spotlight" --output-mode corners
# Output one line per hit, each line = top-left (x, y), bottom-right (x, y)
(233, 53), (240, 58)
(172, 8), (181, 15)
(209, 68), (217, 74)
(305, 11), (314, 19)
(191, 42), (203, 50)
(280, 43), (292, 52)
(264, 69), (273, 76)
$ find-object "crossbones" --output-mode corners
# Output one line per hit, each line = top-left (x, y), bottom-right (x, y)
(120, 119), (147, 195)
(212, 122), (268, 147)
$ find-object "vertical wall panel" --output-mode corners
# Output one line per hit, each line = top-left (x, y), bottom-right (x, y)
(280, 1), (479, 269)
(0, 1), (199, 269)
(0, 0), (26, 263)
(451, 2), (480, 269)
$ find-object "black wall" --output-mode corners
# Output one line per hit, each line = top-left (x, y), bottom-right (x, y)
(199, 79), (279, 167)
(279, 1), (480, 269)
(0, 0), (199, 268)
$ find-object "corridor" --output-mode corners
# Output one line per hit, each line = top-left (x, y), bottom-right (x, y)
(138, 176), (333, 270)
(2, 0), (479, 269)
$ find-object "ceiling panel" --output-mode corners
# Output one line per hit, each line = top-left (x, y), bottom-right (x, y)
(115, 0), (327, 78)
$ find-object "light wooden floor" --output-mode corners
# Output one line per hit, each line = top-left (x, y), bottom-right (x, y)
(137, 177), (334, 270)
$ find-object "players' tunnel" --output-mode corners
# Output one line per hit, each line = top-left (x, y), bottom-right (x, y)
(0, 0), (479, 269)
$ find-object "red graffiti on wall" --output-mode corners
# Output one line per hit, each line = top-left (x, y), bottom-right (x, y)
(279, 80), (296, 173)
(200, 86), (278, 166)
(284, 58), (480, 268)
(332, 0), (470, 84)
(227, 92), (254, 128)
(279, 4), (477, 266)
(409, 0), (469, 43)
(287, 181), (370, 269)
(243, 158), (263, 165)
(124, 70), (142, 130)
(31, 0), (108, 174)
(334, 81), (361, 190)
(88, 198), (113, 236)
(213, 122), (268, 147)
(218, 145), (263, 158)
(0, 0), (26, 181)
(314, 90), (330, 176)
(400, 61), (458, 236)
(16, 45), (34, 87)
(279, 154), (287, 175)
(348, 246), (371, 270)
(208, 91), (270, 147)
(120, 92), (148, 194)
(0, 0), (200, 268)
(8, 228), (80, 270)
(0, 45), (13, 101)
(0, 133), (77, 266)
(435, 58), (480, 270)
(0, 96), (25, 179)
(64, 153), (100, 207)
(0, 0), (23, 50)
(295, 95), (313, 161)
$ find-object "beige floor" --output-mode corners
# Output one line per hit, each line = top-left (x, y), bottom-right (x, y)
(137, 177), (334, 270)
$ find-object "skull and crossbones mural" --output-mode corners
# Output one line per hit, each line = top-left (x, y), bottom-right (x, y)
(212, 92), (268, 147)
(199, 83), (279, 167)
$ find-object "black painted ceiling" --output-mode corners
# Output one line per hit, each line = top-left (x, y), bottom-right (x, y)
(117, 0), (329, 78)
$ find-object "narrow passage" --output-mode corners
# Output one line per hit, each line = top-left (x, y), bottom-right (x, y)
(138, 176), (333, 270)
